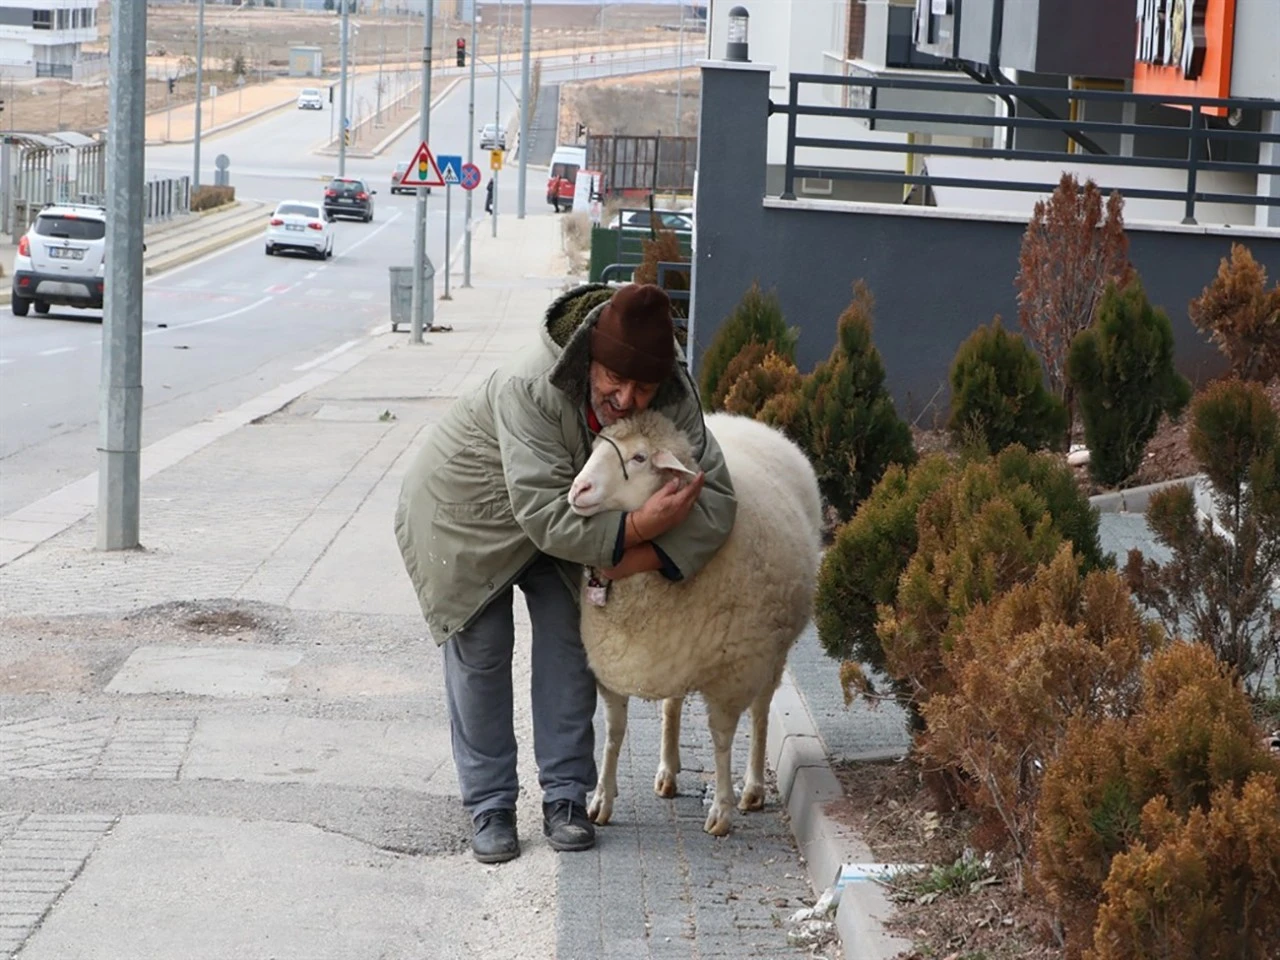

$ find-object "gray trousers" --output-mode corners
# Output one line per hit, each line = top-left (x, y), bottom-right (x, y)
(443, 553), (597, 821)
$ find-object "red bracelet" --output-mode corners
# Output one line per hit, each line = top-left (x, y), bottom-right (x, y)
(629, 513), (646, 542)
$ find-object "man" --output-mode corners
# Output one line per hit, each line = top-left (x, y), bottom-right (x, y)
(484, 177), (495, 215)
(394, 282), (737, 863)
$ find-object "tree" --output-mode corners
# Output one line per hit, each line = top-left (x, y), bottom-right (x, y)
(1067, 278), (1192, 487)
(1124, 379), (1280, 695)
(793, 280), (915, 522)
(1188, 243), (1280, 383)
(1015, 173), (1134, 432)
(634, 226), (688, 321)
(698, 283), (798, 410)
(947, 315), (1068, 455)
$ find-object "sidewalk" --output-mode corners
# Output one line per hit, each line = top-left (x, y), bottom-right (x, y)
(0, 213), (883, 959)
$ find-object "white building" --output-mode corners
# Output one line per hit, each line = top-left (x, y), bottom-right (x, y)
(0, 0), (100, 80)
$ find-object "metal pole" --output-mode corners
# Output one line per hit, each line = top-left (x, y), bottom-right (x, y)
(675, 2), (684, 135)
(410, 0), (434, 343)
(339, 1), (350, 176)
(193, 0), (204, 187)
(442, 184), (451, 299)
(462, 5), (477, 287)
(492, 0), (502, 238)
(99, 0), (146, 550)
(517, 0), (530, 218)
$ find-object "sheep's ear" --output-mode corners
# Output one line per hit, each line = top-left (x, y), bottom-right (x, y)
(653, 450), (696, 476)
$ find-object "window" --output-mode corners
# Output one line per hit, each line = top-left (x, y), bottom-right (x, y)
(32, 10), (52, 29)
(34, 215), (107, 241)
(56, 9), (68, 29)
(276, 203), (320, 218)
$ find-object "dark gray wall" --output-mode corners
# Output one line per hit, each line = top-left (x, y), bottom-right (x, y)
(952, 0), (1135, 79)
(691, 62), (1280, 423)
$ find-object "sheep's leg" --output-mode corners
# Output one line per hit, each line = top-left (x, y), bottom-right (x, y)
(739, 687), (773, 812)
(653, 696), (683, 799)
(703, 699), (742, 837)
(587, 685), (628, 826)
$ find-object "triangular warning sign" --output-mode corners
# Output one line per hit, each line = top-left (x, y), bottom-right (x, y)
(399, 141), (445, 188)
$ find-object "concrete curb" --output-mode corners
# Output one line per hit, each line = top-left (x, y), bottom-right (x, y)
(766, 669), (916, 959)
(313, 76), (466, 160)
(0, 332), (392, 568)
(1087, 474), (1203, 513)
(1, 204), (269, 307)
(145, 93), (300, 147)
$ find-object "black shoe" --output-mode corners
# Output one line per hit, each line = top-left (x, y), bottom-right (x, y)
(472, 808), (520, 864)
(542, 799), (595, 852)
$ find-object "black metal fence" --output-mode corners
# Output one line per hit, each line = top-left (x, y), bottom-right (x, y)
(771, 73), (1280, 225)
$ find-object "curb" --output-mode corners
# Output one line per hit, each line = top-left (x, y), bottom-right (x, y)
(145, 92), (301, 147)
(1087, 473), (1203, 514)
(314, 76), (465, 159)
(144, 215), (267, 277)
(766, 669), (916, 959)
(1, 205), (268, 307)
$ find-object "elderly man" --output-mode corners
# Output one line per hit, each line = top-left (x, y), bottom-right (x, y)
(394, 282), (737, 863)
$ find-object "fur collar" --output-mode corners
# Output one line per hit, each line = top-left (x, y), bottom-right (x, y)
(544, 283), (692, 413)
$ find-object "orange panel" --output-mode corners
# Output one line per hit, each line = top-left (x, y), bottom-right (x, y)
(1132, 0), (1237, 116)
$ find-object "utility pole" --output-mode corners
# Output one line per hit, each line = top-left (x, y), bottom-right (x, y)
(193, 0), (205, 187)
(339, 0), (350, 176)
(516, 0), (530, 218)
(409, 0), (434, 344)
(462, 3), (477, 287)
(99, 0), (146, 550)
(491, 0), (502, 238)
(675, 1), (684, 135)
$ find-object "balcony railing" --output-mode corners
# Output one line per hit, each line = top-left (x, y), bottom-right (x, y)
(770, 73), (1280, 225)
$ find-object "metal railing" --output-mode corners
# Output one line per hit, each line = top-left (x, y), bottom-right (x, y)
(771, 73), (1280, 225)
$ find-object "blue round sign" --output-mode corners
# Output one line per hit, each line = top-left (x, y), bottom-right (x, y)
(460, 162), (482, 191)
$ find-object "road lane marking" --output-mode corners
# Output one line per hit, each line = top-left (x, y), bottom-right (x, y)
(293, 338), (364, 372)
(141, 231), (263, 287)
(334, 209), (403, 257)
(144, 295), (275, 335)
(265, 282), (294, 295)
(38, 347), (75, 357)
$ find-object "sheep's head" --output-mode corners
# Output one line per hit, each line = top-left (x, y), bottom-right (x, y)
(568, 410), (697, 516)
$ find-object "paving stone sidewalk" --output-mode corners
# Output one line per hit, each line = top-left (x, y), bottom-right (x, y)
(0, 214), (837, 960)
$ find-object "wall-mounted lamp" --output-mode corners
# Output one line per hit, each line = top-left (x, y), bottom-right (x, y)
(726, 6), (749, 62)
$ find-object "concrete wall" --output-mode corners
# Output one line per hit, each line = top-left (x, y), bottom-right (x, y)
(1232, 0), (1280, 99)
(690, 60), (1280, 420)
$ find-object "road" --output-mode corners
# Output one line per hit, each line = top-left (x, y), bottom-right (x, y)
(0, 47), (684, 517)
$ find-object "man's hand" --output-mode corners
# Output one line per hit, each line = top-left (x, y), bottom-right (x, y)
(601, 544), (665, 580)
(628, 472), (705, 544)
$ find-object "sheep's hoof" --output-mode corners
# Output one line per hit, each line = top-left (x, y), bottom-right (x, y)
(703, 800), (734, 837)
(587, 789), (613, 826)
(738, 782), (766, 812)
(653, 767), (679, 799)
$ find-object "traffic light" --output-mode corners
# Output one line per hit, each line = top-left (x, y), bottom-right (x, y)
(329, 84), (335, 103)
(0, 99), (5, 116)
(456, 37), (466, 67)
(576, 122), (586, 140)
(167, 77), (175, 94)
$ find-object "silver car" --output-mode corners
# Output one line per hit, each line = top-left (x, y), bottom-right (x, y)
(9, 203), (108, 316)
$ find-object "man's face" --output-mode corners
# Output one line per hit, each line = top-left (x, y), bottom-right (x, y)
(589, 361), (660, 427)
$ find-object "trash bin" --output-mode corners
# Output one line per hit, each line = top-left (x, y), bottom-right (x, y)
(388, 263), (434, 332)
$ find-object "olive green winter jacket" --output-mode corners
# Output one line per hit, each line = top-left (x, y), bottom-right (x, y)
(393, 284), (738, 645)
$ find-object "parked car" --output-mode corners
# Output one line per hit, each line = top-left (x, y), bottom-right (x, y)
(323, 176), (376, 222)
(390, 160), (430, 196)
(297, 88), (324, 110)
(265, 200), (334, 260)
(9, 203), (107, 317)
(608, 209), (693, 233)
(479, 122), (506, 151)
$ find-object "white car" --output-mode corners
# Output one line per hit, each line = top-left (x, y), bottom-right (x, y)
(297, 88), (324, 110)
(9, 203), (107, 317)
(479, 122), (506, 151)
(265, 201), (334, 259)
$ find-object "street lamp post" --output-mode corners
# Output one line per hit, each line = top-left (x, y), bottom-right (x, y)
(193, 0), (205, 187)
(339, 1), (350, 175)
(462, 6), (478, 287)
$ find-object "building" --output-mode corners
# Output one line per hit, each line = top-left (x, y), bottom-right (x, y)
(0, 0), (101, 80)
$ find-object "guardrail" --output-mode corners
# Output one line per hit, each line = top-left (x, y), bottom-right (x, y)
(770, 73), (1280, 225)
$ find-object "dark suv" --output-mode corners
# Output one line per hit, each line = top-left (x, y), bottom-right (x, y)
(324, 176), (376, 222)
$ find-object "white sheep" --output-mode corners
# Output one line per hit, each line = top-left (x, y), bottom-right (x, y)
(566, 409), (823, 836)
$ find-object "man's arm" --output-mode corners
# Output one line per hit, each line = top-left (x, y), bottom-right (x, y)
(494, 376), (624, 570)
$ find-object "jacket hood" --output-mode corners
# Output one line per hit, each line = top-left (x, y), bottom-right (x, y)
(543, 282), (691, 412)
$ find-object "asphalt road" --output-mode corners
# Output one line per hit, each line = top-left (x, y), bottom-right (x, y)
(0, 47), (683, 517)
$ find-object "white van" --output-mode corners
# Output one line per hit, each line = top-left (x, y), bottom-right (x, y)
(546, 145), (588, 212)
